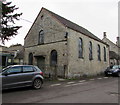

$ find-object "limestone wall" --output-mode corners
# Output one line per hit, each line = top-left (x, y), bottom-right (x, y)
(67, 28), (109, 78)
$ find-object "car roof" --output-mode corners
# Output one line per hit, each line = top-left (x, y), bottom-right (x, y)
(6, 65), (35, 68)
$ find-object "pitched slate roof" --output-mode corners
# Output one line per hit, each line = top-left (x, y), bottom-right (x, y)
(43, 8), (106, 44)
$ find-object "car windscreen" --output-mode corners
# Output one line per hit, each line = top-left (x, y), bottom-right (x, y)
(2, 66), (11, 72)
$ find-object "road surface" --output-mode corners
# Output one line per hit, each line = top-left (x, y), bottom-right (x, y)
(2, 76), (119, 103)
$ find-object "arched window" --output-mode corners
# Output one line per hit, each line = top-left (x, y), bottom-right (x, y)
(50, 50), (57, 66)
(104, 47), (106, 61)
(89, 41), (93, 60)
(97, 44), (101, 61)
(78, 38), (83, 58)
(38, 30), (44, 44)
(28, 53), (33, 65)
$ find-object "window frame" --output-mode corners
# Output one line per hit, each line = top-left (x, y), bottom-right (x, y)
(28, 53), (33, 65)
(104, 47), (107, 62)
(50, 50), (57, 66)
(78, 38), (83, 58)
(38, 30), (44, 44)
(97, 44), (101, 61)
(89, 41), (93, 60)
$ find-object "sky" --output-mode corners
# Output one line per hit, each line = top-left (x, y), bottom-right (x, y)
(2, 0), (119, 47)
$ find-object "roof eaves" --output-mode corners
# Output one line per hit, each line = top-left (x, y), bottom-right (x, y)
(66, 26), (108, 46)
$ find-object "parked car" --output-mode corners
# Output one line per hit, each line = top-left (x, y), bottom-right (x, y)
(0, 65), (44, 90)
(104, 65), (120, 77)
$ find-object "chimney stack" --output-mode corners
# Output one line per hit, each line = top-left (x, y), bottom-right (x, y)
(103, 32), (107, 38)
(116, 37), (120, 47)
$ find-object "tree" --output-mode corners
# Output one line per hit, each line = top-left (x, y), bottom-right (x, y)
(1, 1), (22, 44)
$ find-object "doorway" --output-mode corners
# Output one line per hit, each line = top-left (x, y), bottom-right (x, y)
(36, 56), (45, 72)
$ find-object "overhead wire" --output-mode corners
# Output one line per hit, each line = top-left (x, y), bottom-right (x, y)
(20, 18), (67, 35)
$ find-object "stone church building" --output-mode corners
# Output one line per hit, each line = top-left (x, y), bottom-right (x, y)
(24, 7), (109, 78)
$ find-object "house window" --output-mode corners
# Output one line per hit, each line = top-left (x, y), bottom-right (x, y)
(28, 53), (33, 65)
(38, 30), (44, 44)
(50, 50), (57, 66)
(89, 41), (93, 60)
(104, 47), (106, 62)
(97, 44), (101, 61)
(78, 38), (83, 58)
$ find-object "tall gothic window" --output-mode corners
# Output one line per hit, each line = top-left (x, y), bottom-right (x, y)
(38, 30), (44, 44)
(89, 41), (93, 60)
(28, 53), (33, 65)
(50, 50), (57, 66)
(78, 38), (83, 58)
(104, 47), (106, 62)
(97, 44), (101, 61)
